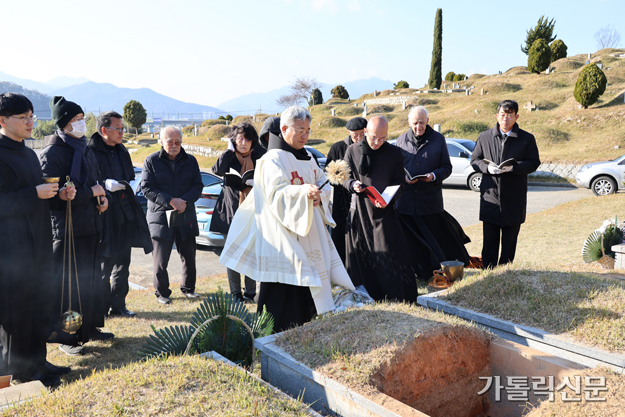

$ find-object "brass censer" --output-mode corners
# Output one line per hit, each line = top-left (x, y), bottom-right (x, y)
(60, 176), (83, 334)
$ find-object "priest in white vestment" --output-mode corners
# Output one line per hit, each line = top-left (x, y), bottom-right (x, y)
(220, 106), (354, 332)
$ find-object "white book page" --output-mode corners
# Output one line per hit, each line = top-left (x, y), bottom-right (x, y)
(381, 185), (400, 204)
(228, 168), (242, 177)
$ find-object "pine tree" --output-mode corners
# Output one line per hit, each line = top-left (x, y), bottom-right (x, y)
(428, 9), (443, 89)
(123, 100), (147, 136)
(309, 88), (323, 106)
(521, 16), (556, 55)
(574, 63), (607, 109)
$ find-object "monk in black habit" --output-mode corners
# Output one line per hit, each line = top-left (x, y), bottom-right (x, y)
(325, 117), (367, 263)
(343, 116), (435, 302)
(0, 93), (73, 387)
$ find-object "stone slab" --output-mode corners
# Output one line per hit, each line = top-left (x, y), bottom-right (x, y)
(0, 381), (46, 411)
(417, 292), (625, 372)
(255, 335), (428, 416)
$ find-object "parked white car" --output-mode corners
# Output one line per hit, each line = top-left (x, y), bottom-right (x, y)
(575, 155), (625, 196)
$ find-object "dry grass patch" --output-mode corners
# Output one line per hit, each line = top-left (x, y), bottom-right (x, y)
(442, 264), (625, 352)
(525, 366), (625, 417)
(3, 356), (312, 417)
(275, 302), (493, 395)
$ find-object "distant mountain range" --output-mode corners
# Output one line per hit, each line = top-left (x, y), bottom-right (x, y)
(0, 71), (89, 94)
(0, 82), (52, 113)
(217, 77), (395, 114)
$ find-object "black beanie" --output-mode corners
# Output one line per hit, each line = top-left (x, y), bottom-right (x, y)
(346, 117), (367, 131)
(50, 96), (84, 129)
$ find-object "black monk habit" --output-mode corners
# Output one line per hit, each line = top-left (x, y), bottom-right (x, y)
(342, 140), (421, 303)
(0, 134), (54, 381)
(325, 136), (353, 263)
(256, 133), (317, 333)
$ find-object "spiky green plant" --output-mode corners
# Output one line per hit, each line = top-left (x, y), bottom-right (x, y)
(138, 290), (274, 366)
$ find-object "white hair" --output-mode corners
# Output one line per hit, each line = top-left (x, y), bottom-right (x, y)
(408, 105), (429, 120)
(280, 106), (311, 130)
(160, 125), (182, 142)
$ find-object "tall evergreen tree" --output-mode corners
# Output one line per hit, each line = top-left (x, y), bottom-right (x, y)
(428, 9), (443, 90)
(521, 16), (556, 55)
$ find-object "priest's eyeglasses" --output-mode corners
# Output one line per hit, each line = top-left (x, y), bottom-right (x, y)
(11, 115), (37, 124)
(105, 126), (126, 133)
(289, 127), (312, 135)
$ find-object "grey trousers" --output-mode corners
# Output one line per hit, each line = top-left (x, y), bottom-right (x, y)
(227, 268), (256, 299)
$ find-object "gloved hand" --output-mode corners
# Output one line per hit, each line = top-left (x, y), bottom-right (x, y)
(245, 179), (254, 187)
(487, 165), (504, 175)
(105, 179), (126, 192)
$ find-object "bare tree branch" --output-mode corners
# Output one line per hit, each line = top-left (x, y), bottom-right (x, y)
(595, 25), (622, 49)
(276, 93), (304, 108)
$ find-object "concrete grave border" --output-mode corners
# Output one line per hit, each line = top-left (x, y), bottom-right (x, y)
(417, 291), (625, 372)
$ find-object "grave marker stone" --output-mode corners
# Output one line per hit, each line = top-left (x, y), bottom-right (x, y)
(443, 84), (447, 89)
(373, 90), (377, 97)
(523, 101), (536, 112)
(480, 88), (485, 95)
(402, 101), (407, 110)
(588, 53), (591, 59)
(597, 63), (603, 69)
(331, 108), (336, 116)
(546, 67), (550, 75)
(362, 105), (367, 117)
(466, 89), (470, 96)
(433, 124), (441, 133)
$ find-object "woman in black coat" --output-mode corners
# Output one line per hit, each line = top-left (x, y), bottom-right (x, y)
(210, 122), (259, 302)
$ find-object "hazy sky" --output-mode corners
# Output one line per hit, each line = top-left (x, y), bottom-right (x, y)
(4, 0), (622, 107)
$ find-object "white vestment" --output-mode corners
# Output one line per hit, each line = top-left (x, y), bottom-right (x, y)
(219, 148), (354, 315)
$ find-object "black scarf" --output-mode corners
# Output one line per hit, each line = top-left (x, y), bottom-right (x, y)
(57, 129), (88, 186)
(358, 138), (386, 176)
(268, 133), (311, 160)
(407, 125), (432, 150)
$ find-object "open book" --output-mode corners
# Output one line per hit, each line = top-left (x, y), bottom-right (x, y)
(483, 158), (518, 169)
(225, 168), (255, 187)
(363, 184), (400, 206)
(404, 168), (429, 181)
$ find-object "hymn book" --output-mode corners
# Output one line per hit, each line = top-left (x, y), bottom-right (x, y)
(363, 184), (400, 206)
(225, 168), (255, 187)
(482, 158), (518, 169)
(404, 168), (429, 181)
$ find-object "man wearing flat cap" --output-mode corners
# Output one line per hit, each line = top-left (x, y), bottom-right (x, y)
(40, 96), (113, 357)
(325, 116), (366, 263)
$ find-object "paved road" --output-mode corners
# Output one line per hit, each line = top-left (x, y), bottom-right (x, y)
(128, 184), (594, 289)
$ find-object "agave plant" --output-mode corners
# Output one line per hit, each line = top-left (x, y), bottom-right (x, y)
(138, 290), (274, 367)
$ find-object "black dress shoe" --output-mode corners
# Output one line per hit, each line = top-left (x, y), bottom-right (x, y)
(109, 307), (137, 318)
(90, 328), (115, 341)
(30, 372), (61, 388)
(44, 361), (71, 375)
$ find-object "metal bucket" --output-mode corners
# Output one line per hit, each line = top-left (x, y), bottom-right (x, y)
(440, 260), (464, 282)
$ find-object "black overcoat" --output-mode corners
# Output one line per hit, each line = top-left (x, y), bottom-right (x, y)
(141, 147), (203, 241)
(0, 135), (54, 379)
(325, 136), (353, 262)
(87, 132), (152, 257)
(342, 141), (417, 303)
(209, 150), (258, 235)
(395, 126), (452, 216)
(471, 123), (541, 226)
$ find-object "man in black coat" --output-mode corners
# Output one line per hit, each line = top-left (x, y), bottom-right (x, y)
(325, 117), (367, 263)
(252, 116), (280, 159)
(141, 126), (203, 305)
(471, 100), (541, 269)
(0, 93), (71, 386)
(396, 106), (469, 269)
(88, 111), (152, 318)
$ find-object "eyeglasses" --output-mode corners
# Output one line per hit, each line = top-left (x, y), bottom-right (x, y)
(288, 127), (312, 135)
(10, 115), (37, 124)
(164, 140), (182, 145)
(105, 126), (126, 134)
(235, 136), (252, 143)
(409, 120), (427, 126)
(498, 113), (516, 120)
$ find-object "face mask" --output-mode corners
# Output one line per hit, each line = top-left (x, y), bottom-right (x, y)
(66, 120), (87, 138)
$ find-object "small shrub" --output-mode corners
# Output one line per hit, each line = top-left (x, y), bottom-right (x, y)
(550, 39), (567, 61)
(394, 80), (410, 89)
(453, 73), (466, 82)
(445, 72), (456, 81)
(574, 63), (607, 109)
(225, 114), (233, 121)
(182, 125), (195, 134)
(309, 88), (323, 106)
(331, 85), (349, 99)
(201, 119), (226, 127)
(218, 115), (226, 120)
(528, 38), (552, 74)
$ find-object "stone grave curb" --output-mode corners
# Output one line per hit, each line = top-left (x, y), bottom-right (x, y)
(527, 182), (578, 188)
(200, 350), (323, 417)
(255, 335), (427, 417)
(417, 291), (625, 372)
(0, 381), (46, 411)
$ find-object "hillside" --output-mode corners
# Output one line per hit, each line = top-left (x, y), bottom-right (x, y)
(0, 81), (51, 112)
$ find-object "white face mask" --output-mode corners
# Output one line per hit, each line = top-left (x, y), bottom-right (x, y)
(66, 119), (87, 138)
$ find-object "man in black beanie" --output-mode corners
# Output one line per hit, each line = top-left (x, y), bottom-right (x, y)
(40, 96), (114, 356)
(325, 116), (367, 263)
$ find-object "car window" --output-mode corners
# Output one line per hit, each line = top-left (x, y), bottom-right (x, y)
(305, 146), (325, 158)
(447, 144), (463, 158)
(201, 172), (221, 186)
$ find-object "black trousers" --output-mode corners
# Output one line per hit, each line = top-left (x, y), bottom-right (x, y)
(101, 239), (132, 313)
(152, 228), (196, 298)
(226, 268), (256, 299)
(482, 222), (522, 269)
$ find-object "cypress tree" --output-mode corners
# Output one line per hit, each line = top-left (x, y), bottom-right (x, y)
(574, 63), (607, 109)
(428, 9), (443, 90)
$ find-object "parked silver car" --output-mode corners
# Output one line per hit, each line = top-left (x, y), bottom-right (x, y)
(575, 154), (625, 196)
(389, 138), (481, 191)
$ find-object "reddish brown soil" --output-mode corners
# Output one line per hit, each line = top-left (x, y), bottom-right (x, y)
(370, 327), (491, 417)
